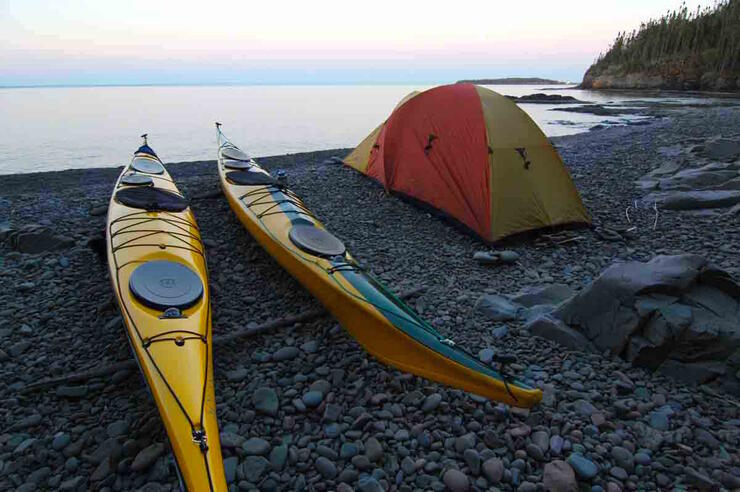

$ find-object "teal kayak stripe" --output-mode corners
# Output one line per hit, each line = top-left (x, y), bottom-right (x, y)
(334, 264), (533, 390)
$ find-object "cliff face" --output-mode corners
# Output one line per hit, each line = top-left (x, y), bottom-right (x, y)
(581, 60), (740, 92)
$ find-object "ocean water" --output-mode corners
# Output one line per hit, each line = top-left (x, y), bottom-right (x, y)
(0, 83), (705, 174)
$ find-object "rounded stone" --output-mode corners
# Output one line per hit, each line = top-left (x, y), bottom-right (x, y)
(302, 390), (324, 408)
(566, 453), (598, 479)
(242, 437), (270, 455)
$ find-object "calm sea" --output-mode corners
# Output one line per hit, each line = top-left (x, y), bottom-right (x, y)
(0, 83), (696, 174)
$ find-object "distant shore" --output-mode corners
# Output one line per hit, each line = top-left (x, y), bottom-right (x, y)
(457, 77), (568, 85)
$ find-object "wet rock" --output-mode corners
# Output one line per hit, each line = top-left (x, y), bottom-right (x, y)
(323, 403), (342, 422)
(269, 444), (287, 471)
(526, 443), (545, 461)
(492, 325), (509, 338)
(694, 428), (720, 449)
(473, 250), (519, 265)
(454, 433), (476, 453)
(106, 419), (129, 437)
(479, 348), (495, 363)
(340, 442), (359, 459)
(543, 460), (577, 492)
(12, 413), (41, 430)
(90, 456), (112, 481)
(634, 452), (651, 466)
(649, 411), (669, 430)
(131, 443), (164, 472)
(610, 446), (634, 472)
(421, 393), (442, 412)
(482, 458), (504, 483)
(241, 456), (269, 482)
(52, 433), (71, 451)
(225, 366), (248, 382)
(223, 456), (238, 483)
(253, 387), (279, 416)
(463, 448), (481, 475)
(9, 340), (32, 357)
(684, 467), (718, 489)
(220, 431), (245, 448)
(242, 437), (270, 455)
(443, 468), (469, 492)
(550, 435), (564, 455)
(357, 476), (384, 492)
(302, 390), (324, 407)
(566, 453), (598, 479)
(272, 346), (300, 361)
(58, 476), (86, 491)
(475, 294), (520, 321)
(365, 437), (383, 462)
(315, 456), (337, 479)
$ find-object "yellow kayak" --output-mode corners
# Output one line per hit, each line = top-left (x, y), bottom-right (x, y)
(215, 124), (542, 408)
(106, 136), (226, 491)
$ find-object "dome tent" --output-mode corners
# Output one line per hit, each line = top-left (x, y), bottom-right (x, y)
(344, 83), (590, 242)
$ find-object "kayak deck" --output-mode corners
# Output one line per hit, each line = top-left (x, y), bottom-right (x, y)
(216, 126), (542, 408)
(106, 143), (226, 491)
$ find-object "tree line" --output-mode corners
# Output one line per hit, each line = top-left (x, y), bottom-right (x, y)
(591, 0), (740, 77)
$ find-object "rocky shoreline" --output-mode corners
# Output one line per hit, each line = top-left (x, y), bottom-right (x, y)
(580, 70), (740, 93)
(1, 102), (740, 491)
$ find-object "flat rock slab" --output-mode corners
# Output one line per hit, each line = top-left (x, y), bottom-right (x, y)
(645, 190), (740, 210)
(698, 138), (740, 161)
(510, 284), (575, 307)
(474, 294), (520, 321)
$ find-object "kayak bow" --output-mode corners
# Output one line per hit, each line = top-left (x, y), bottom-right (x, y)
(106, 136), (227, 491)
(215, 124), (542, 408)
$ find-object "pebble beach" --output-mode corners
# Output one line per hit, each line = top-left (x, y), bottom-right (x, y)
(1, 101), (740, 492)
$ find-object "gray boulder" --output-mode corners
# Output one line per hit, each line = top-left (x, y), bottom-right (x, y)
(543, 255), (740, 394)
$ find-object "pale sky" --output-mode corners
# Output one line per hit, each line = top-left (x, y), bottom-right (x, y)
(0, 0), (708, 86)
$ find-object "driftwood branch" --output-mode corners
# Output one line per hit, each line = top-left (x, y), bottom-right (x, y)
(19, 286), (426, 394)
(20, 360), (139, 394)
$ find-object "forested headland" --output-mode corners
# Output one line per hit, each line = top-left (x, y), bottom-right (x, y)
(582, 0), (740, 91)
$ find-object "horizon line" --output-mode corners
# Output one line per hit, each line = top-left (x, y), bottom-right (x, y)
(0, 79), (574, 90)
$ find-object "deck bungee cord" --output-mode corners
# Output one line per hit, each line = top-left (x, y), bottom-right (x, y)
(215, 124), (541, 406)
